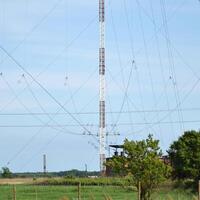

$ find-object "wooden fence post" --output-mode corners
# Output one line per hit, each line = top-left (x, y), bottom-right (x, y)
(78, 182), (81, 200)
(35, 187), (38, 200)
(138, 181), (141, 200)
(198, 180), (200, 200)
(13, 185), (16, 200)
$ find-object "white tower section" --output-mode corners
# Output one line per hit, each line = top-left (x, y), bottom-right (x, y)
(99, 0), (106, 174)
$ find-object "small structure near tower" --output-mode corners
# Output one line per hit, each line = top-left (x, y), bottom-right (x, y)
(106, 145), (124, 176)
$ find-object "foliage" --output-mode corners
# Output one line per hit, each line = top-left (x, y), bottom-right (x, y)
(168, 130), (200, 186)
(1, 167), (12, 178)
(106, 135), (172, 200)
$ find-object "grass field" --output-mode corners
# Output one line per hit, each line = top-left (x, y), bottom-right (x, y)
(0, 185), (197, 200)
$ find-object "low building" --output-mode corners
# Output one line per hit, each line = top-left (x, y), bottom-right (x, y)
(106, 145), (124, 176)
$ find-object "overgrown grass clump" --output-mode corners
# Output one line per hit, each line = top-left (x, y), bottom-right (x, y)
(37, 177), (130, 187)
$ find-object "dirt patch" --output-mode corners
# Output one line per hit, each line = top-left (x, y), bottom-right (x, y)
(0, 178), (41, 185)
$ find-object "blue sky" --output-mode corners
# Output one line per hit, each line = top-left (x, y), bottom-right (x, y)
(0, 0), (200, 172)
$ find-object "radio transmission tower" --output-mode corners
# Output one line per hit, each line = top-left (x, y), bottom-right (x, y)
(99, 0), (106, 174)
(43, 154), (47, 174)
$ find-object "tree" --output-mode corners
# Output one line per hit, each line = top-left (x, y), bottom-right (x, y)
(106, 135), (171, 200)
(168, 130), (200, 184)
(1, 167), (12, 178)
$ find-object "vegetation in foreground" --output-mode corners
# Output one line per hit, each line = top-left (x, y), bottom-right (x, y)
(0, 184), (197, 200)
(106, 135), (172, 200)
(105, 131), (200, 200)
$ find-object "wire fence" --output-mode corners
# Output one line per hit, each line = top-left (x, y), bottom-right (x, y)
(0, 184), (198, 200)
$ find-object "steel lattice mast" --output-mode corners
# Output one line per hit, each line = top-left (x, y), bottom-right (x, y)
(99, 0), (106, 174)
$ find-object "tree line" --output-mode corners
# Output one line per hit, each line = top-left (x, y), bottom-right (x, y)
(0, 169), (99, 178)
